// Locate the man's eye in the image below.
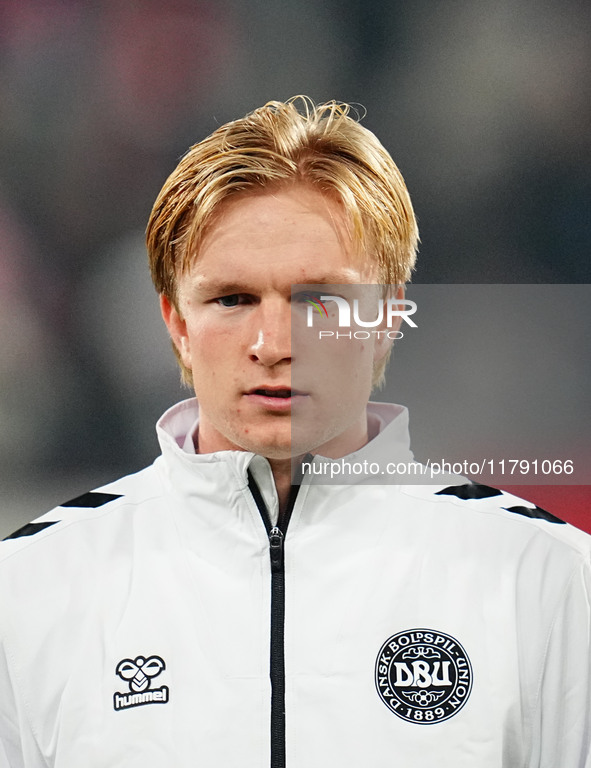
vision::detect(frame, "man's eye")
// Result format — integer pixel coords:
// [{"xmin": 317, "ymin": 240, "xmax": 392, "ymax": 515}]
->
[{"xmin": 217, "ymin": 294, "xmax": 242, "ymax": 307}]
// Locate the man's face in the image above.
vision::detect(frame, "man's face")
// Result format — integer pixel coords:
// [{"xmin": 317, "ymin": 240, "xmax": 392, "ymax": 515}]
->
[{"xmin": 161, "ymin": 183, "xmax": 390, "ymax": 459}]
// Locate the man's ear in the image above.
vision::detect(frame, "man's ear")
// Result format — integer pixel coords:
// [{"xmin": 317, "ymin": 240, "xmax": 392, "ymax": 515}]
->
[{"xmin": 160, "ymin": 294, "xmax": 192, "ymax": 369}]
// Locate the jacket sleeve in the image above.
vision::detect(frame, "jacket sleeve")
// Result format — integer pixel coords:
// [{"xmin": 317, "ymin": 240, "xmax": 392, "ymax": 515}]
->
[
  {"xmin": 0, "ymin": 740, "xmax": 19, "ymax": 768},
  {"xmin": 530, "ymin": 553, "xmax": 591, "ymax": 768},
  {"xmin": 0, "ymin": 639, "xmax": 25, "ymax": 768},
  {"xmin": 0, "ymin": 636, "xmax": 45, "ymax": 768}
]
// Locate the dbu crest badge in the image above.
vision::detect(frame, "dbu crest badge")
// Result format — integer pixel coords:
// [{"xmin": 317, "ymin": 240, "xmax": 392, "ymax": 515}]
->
[{"xmin": 375, "ymin": 629, "xmax": 473, "ymax": 724}]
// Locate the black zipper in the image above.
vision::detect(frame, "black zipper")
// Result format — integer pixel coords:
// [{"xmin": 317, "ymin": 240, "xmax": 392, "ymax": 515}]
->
[{"xmin": 247, "ymin": 470, "xmax": 302, "ymax": 768}]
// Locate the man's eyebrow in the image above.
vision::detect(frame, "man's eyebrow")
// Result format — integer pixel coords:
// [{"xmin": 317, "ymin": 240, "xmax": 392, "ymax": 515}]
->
[
  {"xmin": 294, "ymin": 271, "xmax": 369, "ymax": 285},
  {"xmin": 293, "ymin": 278, "xmax": 339, "ymax": 286},
  {"xmin": 195, "ymin": 274, "xmax": 364, "ymax": 295},
  {"xmin": 292, "ymin": 275, "xmax": 369, "ymax": 289},
  {"xmin": 194, "ymin": 279, "xmax": 249, "ymax": 295}
]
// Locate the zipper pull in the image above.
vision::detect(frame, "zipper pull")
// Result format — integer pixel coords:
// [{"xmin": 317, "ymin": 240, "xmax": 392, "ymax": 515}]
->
[{"xmin": 269, "ymin": 526, "xmax": 284, "ymax": 571}]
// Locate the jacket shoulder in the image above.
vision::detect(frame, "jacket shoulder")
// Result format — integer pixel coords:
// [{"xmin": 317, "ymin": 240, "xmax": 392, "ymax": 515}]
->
[
  {"xmin": 0, "ymin": 461, "xmax": 164, "ymax": 564},
  {"xmin": 400, "ymin": 482, "xmax": 591, "ymax": 557}
]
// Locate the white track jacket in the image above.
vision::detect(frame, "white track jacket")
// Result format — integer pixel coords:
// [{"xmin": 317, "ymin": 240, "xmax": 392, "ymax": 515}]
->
[{"xmin": 1, "ymin": 399, "xmax": 590, "ymax": 767}]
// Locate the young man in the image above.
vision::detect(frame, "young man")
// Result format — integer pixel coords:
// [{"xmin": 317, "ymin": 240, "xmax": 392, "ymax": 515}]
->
[{"xmin": 1, "ymin": 98, "xmax": 589, "ymax": 767}]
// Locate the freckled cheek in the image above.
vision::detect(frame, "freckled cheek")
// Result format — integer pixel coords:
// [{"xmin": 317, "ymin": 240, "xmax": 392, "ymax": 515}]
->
[
  {"xmin": 324, "ymin": 341, "xmax": 371, "ymax": 371},
  {"xmin": 187, "ymin": 322, "xmax": 240, "ymax": 364},
  {"xmin": 190, "ymin": 321, "xmax": 227, "ymax": 340}
]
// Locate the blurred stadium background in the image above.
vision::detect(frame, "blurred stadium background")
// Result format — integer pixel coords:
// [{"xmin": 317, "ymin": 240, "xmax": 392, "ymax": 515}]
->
[{"xmin": 0, "ymin": 0, "xmax": 589, "ymax": 537}]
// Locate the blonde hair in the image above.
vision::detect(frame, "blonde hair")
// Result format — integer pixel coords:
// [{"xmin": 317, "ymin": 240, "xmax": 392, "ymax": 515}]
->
[{"xmin": 147, "ymin": 96, "xmax": 419, "ymax": 386}]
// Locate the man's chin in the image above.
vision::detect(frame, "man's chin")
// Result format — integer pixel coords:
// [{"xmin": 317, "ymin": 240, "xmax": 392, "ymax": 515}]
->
[
  {"xmin": 237, "ymin": 434, "xmax": 315, "ymax": 461},
  {"xmin": 233, "ymin": 430, "xmax": 294, "ymax": 460},
  {"xmin": 222, "ymin": 417, "xmax": 341, "ymax": 459}
]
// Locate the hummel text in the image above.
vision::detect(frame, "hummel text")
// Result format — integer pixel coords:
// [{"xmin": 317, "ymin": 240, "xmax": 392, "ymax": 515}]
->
[{"xmin": 114, "ymin": 685, "xmax": 169, "ymax": 711}]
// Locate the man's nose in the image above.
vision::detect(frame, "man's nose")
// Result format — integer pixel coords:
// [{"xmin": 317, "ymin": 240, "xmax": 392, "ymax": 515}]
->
[{"xmin": 248, "ymin": 300, "xmax": 292, "ymax": 367}]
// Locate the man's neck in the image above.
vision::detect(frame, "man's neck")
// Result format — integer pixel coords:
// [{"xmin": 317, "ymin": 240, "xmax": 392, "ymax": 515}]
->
[
  {"xmin": 268, "ymin": 456, "xmax": 299, "ymax": 517},
  {"xmin": 193, "ymin": 410, "xmax": 374, "ymax": 513},
  {"xmin": 268, "ymin": 419, "xmax": 374, "ymax": 514}
]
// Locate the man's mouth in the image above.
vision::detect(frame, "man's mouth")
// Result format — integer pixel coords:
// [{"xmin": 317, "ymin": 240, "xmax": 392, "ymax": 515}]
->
[
  {"xmin": 245, "ymin": 386, "xmax": 308, "ymax": 401},
  {"xmin": 252, "ymin": 388, "xmax": 293, "ymax": 398},
  {"xmin": 245, "ymin": 387, "xmax": 308, "ymax": 407}
]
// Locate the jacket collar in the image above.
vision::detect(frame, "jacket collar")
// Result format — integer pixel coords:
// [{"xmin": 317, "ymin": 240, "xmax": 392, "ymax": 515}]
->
[
  {"xmin": 157, "ymin": 398, "xmax": 413, "ymax": 463},
  {"xmin": 155, "ymin": 398, "xmax": 414, "ymax": 513}
]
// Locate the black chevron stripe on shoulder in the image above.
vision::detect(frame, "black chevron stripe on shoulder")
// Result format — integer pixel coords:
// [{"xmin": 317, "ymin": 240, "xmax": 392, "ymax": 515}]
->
[
  {"xmin": 3, "ymin": 521, "xmax": 59, "ymax": 541},
  {"xmin": 503, "ymin": 505, "xmax": 566, "ymax": 525},
  {"xmin": 60, "ymin": 492, "xmax": 122, "ymax": 508},
  {"xmin": 435, "ymin": 484, "xmax": 503, "ymax": 501}
]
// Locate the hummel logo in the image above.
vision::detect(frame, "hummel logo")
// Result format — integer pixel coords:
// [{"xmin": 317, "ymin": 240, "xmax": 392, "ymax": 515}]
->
[{"xmin": 113, "ymin": 655, "xmax": 169, "ymax": 711}]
